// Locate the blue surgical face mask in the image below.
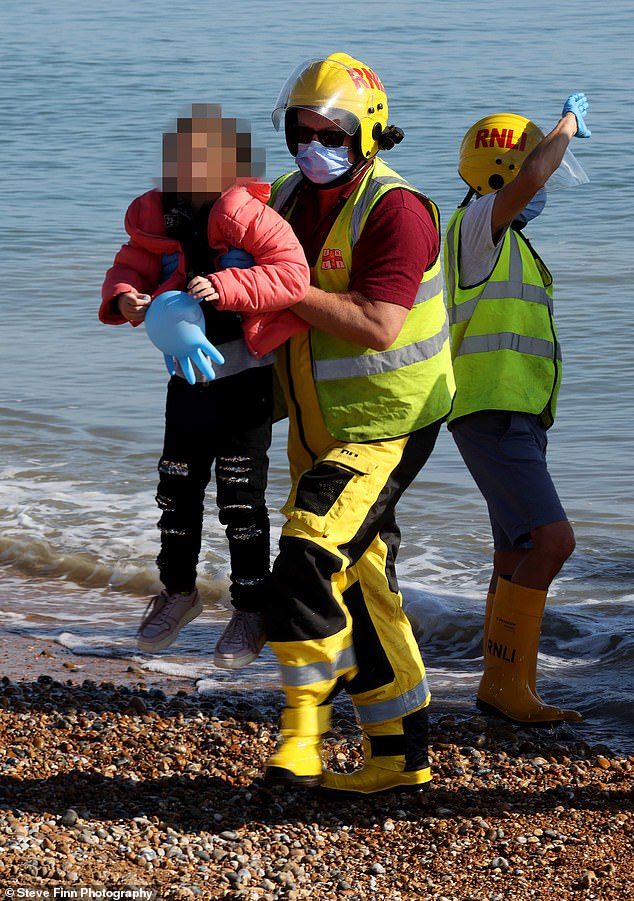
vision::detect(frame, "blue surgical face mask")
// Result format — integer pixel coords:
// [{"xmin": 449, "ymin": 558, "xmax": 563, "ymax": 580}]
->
[
  {"xmin": 516, "ymin": 187, "xmax": 548, "ymax": 226},
  {"xmin": 295, "ymin": 141, "xmax": 353, "ymax": 185}
]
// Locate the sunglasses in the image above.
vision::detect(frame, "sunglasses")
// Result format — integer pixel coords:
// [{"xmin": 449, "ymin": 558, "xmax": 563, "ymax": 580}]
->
[{"xmin": 293, "ymin": 124, "xmax": 347, "ymax": 148}]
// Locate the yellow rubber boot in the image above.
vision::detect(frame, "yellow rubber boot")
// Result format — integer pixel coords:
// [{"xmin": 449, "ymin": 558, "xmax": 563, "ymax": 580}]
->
[
  {"xmin": 484, "ymin": 587, "xmax": 579, "ymax": 720},
  {"xmin": 265, "ymin": 705, "xmax": 331, "ymax": 787},
  {"xmin": 482, "ymin": 587, "xmax": 572, "ymax": 711},
  {"xmin": 477, "ymin": 578, "xmax": 582, "ymax": 725},
  {"xmin": 482, "ymin": 591, "xmax": 495, "ymax": 658},
  {"xmin": 525, "ymin": 609, "xmax": 582, "ymax": 722},
  {"xmin": 321, "ymin": 706, "xmax": 432, "ymax": 796}
]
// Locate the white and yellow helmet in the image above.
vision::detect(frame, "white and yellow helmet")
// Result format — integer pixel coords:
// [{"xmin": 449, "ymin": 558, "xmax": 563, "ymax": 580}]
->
[
  {"xmin": 272, "ymin": 52, "xmax": 394, "ymax": 159},
  {"xmin": 458, "ymin": 113, "xmax": 544, "ymax": 194}
]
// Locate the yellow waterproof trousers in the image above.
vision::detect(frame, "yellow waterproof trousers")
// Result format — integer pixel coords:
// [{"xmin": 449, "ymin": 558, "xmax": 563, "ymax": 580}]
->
[{"xmin": 266, "ymin": 340, "xmax": 441, "ymax": 726}]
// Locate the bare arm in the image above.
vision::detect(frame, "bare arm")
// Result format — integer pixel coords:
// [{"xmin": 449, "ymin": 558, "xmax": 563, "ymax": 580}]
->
[
  {"xmin": 293, "ymin": 286, "xmax": 408, "ymax": 351},
  {"xmin": 491, "ymin": 112, "xmax": 578, "ymax": 242}
]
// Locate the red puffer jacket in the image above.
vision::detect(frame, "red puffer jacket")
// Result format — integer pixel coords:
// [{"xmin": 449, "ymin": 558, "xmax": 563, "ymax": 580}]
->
[{"xmin": 100, "ymin": 182, "xmax": 309, "ymax": 357}]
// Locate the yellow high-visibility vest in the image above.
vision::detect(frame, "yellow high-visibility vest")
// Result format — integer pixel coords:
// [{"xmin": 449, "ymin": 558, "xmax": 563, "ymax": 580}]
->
[
  {"xmin": 271, "ymin": 159, "xmax": 455, "ymax": 442},
  {"xmin": 445, "ymin": 206, "xmax": 561, "ymax": 428}
]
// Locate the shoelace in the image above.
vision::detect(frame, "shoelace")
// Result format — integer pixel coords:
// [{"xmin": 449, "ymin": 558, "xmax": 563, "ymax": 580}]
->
[
  {"xmin": 222, "ymin": 613, "xmax": 258, "ymax": 649},
  {"xmin": 138, "ymin": 593, "xmax": 168, "ymax": 632}
]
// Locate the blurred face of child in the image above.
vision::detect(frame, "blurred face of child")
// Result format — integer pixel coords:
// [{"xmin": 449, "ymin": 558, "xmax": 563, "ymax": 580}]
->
[{"xmin": 161, "ymin": 104, "xmax": 263, "ymax": 207}]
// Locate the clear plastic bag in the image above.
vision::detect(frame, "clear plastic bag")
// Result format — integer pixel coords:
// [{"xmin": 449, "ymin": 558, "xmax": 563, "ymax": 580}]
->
[{"xmin": 546, "ymin": 145, "xmax": 590, "ymax": 190}]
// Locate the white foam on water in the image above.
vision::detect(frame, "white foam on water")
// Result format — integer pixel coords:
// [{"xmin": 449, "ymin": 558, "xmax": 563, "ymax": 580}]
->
[
  {"xmin": 53, "ymin": 630, "xmax": 135, "ymax": 658},
  {"xmin": 426, "ymin": 670, "xmax": 481, "ymax": 692},
  {"xmin": 535, "ymin": 651, "xmax": 596, "ymax": 670},
  {"xmin": 196, "ymin": 666, "xmax": 281, "ymax": 695},
  {"xmin": 0, "ymin": 610, "xmax": 30, "ymax": 626},
  {"xmin": 135, "ymin": 658, "xmax": 216, "ymax": 680}
]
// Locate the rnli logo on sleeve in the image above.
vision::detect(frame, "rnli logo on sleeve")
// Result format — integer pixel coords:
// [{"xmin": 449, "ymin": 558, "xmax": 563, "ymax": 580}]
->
[{"xmin": 321, "ymin": 249, "xmax": 346, "ymax": 270}]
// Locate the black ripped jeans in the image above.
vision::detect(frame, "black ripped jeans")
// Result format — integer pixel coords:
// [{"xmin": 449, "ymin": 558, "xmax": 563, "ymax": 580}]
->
[{"xmin": 156, "ymin": 367, "xmax": 273, "ymax": 612}]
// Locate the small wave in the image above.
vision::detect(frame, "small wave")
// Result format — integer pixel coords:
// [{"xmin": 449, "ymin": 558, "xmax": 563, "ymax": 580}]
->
[
  {"xmin": 0, "ymin": 534, "xmax": 232, "ymax": 605},
  {"xmin": 403, "ymin": 584, "xmax": 633, "ymax": 671},
  {"xmin": 0, "ymin": 534, "xmax": 149, "ymax": 592}
]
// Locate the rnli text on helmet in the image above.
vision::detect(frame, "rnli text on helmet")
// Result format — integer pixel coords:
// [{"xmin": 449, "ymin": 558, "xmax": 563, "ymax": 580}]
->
[
  {"xmin": 347, "ymin": 67, "xmax": 385, "ymax": 93},
  {"xmin": 474, "ymin": 128, "xmax": 528, "ymax": 151}
]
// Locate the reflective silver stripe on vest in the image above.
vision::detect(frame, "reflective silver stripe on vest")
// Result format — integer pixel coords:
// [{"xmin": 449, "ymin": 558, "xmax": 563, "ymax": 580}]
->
[
  {"xmin": 445, "ymin": 215, "xmax": 459, "ymax": 301},
  {"xmin": 447, "ymin": 216, "xmax": 553, "ymax": 324},
  {"xmin": 455, "ymin": 332, "xmax": 562, "ymax": 361},
  {"xmin": 279, "ymin": 644, "xmax": 357, "ymax": 687},
  {"xmin": 356, "ymin": 675, "xmax": 430, "ymax": 726},
  {"xmin": 314, "ymin": 316, "xmax": 449, "ymax": 381},
  {"xmin": 449, "ymin": 282, "xmax": 553, "ymax": 325},
  {"xmin": 350, "ymin": 173, "xmax": 412, "ymax": 245},
  {"xmin": 271, "ymin": 171, "xmax": 303, "ymax": 212},
  {"xmin": 415, "ymin": 270, "xmax": 443, "ymax": 304}
]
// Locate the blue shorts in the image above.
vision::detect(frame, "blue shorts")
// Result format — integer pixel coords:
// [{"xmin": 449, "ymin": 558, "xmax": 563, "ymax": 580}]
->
[{"xmin": 451, "ymin": 411, "xmax": 568, "ymax": 551}]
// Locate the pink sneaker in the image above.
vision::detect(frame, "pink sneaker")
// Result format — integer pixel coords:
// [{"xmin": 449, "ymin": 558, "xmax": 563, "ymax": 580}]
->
[
  {"xmin": 137, "ymin": 589, "xmax": 203, "ymax": 653},
  {"xmin": 214, "ymin": 610, "xmax": 266, "ymax": 669}
]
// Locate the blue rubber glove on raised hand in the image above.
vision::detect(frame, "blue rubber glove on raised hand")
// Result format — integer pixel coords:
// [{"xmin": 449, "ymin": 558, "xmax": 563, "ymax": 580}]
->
[
  {"xmin": 144, "ymin": 291, "xmax": 224, "ymax": 385},
  {"xmin": 562, "ymin": 93, "xmax": 591, "ymax": 138},
  {"xmin": 218, "ymin": 246, "xmax": 255, "ymax": 269}
]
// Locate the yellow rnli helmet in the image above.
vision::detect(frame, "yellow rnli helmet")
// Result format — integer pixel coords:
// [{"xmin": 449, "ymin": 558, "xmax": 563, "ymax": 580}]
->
[
  {"xmin": 458, "ymin": 113, "xmax": 544, "ymax": 194},
  {"xmin": 272, "ymin": 52, "xmax": 390, "ymax": 158}
]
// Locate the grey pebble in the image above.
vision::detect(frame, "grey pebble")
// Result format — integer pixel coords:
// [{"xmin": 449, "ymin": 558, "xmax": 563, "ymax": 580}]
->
[
  {"xmin": 59, "ymin": 809, "xmax": 78, "ymax": 826},
  {"xmin": 368, "ymin": 862, "xmax": 386, "ymax": 874},
  {"xmin": 77, "ymin": 829, "xmax": 97, "ymax": 845}
]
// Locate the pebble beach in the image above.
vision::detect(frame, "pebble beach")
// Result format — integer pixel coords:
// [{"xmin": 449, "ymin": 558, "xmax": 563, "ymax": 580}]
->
[{"xmin": 0, "ymin": 635, "xmax": 632, "ymax": 900}]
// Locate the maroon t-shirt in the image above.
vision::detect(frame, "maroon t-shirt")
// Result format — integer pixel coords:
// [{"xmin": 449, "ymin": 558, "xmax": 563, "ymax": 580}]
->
[{"xmin": 287, "ymin": 164, "xmax": 439, "ymax": 310}]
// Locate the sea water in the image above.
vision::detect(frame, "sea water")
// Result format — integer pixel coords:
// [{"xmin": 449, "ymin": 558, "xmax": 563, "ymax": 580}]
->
[{"xmin": 1, "ymin": 0, "xmax": 632, "ymax": 753}]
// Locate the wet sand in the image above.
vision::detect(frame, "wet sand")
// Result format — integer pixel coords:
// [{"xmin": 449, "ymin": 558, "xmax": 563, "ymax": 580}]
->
[{"xmin": 0, "ymin": 633, "xmax": 632, "ymax": 900}]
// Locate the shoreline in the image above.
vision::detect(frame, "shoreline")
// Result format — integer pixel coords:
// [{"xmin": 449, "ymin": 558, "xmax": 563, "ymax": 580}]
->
[
  {"xmin": 0, "ymin": 633, "xmax": 201, "ymax": 696},
  {"xmin": 0, "ymin": 635, "xmax": 632, "ymax": 899}
]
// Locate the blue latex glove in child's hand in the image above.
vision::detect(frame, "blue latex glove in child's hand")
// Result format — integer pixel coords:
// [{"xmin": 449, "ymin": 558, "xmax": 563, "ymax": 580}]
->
[
  {"xmin": 562, "ymin": 93, "xmax": 591, "ymax": 137},
  {"xmin": 144, "ymin": 291, "xmax": 224, "ymax": 384},
  {"xmin": 219, "ymin": 246, "xmax": 255, "ymax": 269}
]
